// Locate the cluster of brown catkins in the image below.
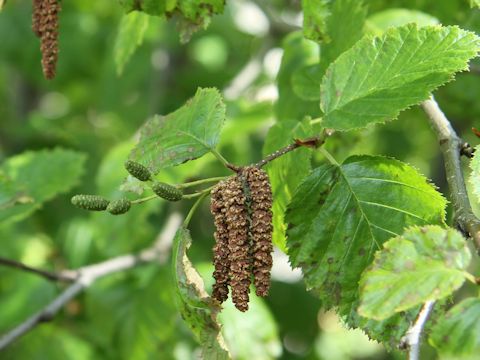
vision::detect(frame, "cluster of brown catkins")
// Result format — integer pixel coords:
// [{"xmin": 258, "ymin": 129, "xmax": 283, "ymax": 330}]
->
[
  {"xmin": 210, "ymin": 166, "xmax": 273, "ymax": 312},
  {"xmin": 32, "ymin": 0, "xmax": 61, "ymax": 79}
]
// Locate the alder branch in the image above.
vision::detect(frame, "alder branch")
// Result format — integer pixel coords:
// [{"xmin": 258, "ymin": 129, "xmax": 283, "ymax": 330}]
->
[
  {"xmin": 422, "ymin": 97, "xmax": 480, "ymax": 253},
  {"xmin": 400, "ymin": 300, "xmax": 435, "ymax": 360},
  {"xmin": 255, "ymin": 129, "xmax": 333, "ymax": 168},
  {"xmin": 0, "ymin": 257, "xmax": 77, "ymax": 282},
  {"xmin": 0, "ymin": 213, "xmax": 182, "ymax": 351}
]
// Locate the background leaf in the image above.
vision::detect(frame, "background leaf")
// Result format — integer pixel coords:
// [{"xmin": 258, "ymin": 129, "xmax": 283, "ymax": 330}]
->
[
  {"xmin": 358, "ymin": 226, "xmax": 471, "ymax": 320},
  {"xmin": 294, "ymin": 0, "xmax": 366, "ymax": 101},
  {"xmin": 318, "ymin": 0, "xmax": 366, "ymax": 78},
  {"xmin": 263, "ymin": 120, "xmax": 313, "ymax": 252},
  {"xmin": 429, "ymin": 297, "xmax": 480, "ymax": 357},
  {"xmin": 114, "ymin": 11, "xmax": 150, "ymax": 75},
  {"xmin": 173, "ymin": 226, "xmax": 230, "ymax": 359},
  {"xmin": 365, "ymin": 8, "xmax": 439, "ymax": 35},
  {"xmin": 197, "ymin": 262, "xmax": 282, "ymax": 360},
  {"xmin": 321, "ymin": 24, "xmax": 480, "ymax": 130},
  {"xmin": 129, "ymin": 87, "xmax": 226, "ymax": 174},
  {"xmin": 119, "ymin": 0, "xmax": 224, "ymax": 42},
  {"xmin": 469, "ymin": 0, "xmax": 480, "ymax": 8},
  {"xmin": 301, "ymin": 0, "xmax": 331, "ymax": 42},
  {"xmin": 275, "ymin": 31, "xmax": 320, "ymax": 122},
  {"xmin": 0, "ymin": 148, "xmax": 86, "ymax": 224}
]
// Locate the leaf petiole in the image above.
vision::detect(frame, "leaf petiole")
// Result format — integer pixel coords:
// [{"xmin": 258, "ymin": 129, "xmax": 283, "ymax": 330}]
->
[
  {"xmin": 176, "ymin": 176, "xmax": 226, "ymax": 189},
  {"xmin": 131, "ymin": 194, "xmax": 158, "ymax": 205},
  {"xmin": 319, "ymin": 147, "xmax": 340, "ymax": 166},
  {"xmin": 184, "ymin": 192, "xmax": 209, "ymax": 226}
]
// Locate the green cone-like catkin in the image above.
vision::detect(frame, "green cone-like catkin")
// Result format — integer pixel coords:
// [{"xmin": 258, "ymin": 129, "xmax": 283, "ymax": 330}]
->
[
  {"xmin": 124, "ymin": 160, "xmax": 151, "ymax": 182},
  {"xmin": 151, "ymin": 182, "xmax": 183, "ymax": 202},
  {"xmin": 107, "ymin": 198, "xmax": 131, "ymax": 215},
  {"xmin": 71, "ymin": 195, "xmax": 109, "ymax": 211}
]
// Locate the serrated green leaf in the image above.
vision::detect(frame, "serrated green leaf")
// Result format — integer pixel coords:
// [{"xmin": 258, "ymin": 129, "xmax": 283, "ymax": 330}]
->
[
  {"xmin": 0, "ymin": 148, "xmax": 86, "ymax": 224},
  {"xmin": 469, "ymin": 144, "xmax": 480, "ymax": 203},
  {"xmin": 263, "ymin": 120, "xmax": 313, "ymax": 252},
  {"xmin": 321, "ymin": 24, "xmax": 480, "ymax": 130},
  {"xmin": 129, "ymin": 88, "xmax": 226, "ymax": 174},
  {"xmin": 430, "ymin": 297, "xmax": 480, "ymax": 357},
  {"xmin": 114, "ymin": 11, "xmax": 150, "ymax": 75},
  {"xmin": 286, "ymin": 155, "xmax": 446, "ymax": 310},
  {"xmin": 294, "ymin": 0, "xmax": 366, "ymax": 101},
  {"xmin": 341, "ymin": 303, "xmax": 421, "ymax": 348},
  {"xmin": 366, "ymin": 9, "xmax": 439, "ymax": 35},
  {"xmin": 173, "ymin": 226, "xmax": 230, "ymax": 359},
  {"xmin": 358, "ymin": 226, "xmax": 470, "ymax": 320},
  {"xmin": 302, "ymin": 0, "xmax": 331, "ymax": 42}
]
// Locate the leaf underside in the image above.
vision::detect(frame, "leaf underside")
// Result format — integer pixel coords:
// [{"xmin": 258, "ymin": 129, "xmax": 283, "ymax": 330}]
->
[
  {"xmin": 359, "ymin": 226, "xmax": 470, "ymax": 320},
  {"xmin": 173, "ymin": 226, "xmax": 230, "ymax": 359},
  {"xmin": 430, "ymin": 297, "xmax": 480, "ymax": 357}
]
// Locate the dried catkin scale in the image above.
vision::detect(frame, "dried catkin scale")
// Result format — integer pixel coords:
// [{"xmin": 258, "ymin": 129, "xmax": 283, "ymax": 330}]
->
[
  {"xmin": 32, "ymin": 0, "xmax": 43, "ymax": 37},
  {"xmin": 124, "ymin": 160, "xmax": 152, "ymax": 182},
  {"xmin": 107, "ymin": 198, "xmax": 131, "ymax": 215},
  {"xmin": 71, "ymin": 195, "xmax": 109, "ymax": 211},
  {"xmin": 224, "ymin": 176, "xmax": 251, "ymax": 312},
  {"xmin": 37, "ymin": 0, "xmax": 61, "ymax": 79},
  {"xmin": 244, "ymin": 166, "xmax": 273, "ymax": 297},
  {"xmin": 210, "ymin": 180, "xmax": 230, "ymax": 303},
  {"xmin": 151, "ymin": 182, "xmax": 183, "ymax": 202}
]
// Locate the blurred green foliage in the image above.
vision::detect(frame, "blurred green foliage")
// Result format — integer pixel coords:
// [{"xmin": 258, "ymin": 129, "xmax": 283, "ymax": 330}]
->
[{"xmin": 1, "ymin": 0, "xmax": 480, "ymax": 359}]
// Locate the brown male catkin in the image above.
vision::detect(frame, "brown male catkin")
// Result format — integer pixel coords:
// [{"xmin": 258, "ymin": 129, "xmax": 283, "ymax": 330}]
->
[
  {"xmin": 210, "ymin": 180, "xmax": 231, "ymax": 303},
  {"xmin": 244, "ymin": 166, "xmax": 273, "ymax": 297},
  {"xmin": 32, "ymin": 0, "xmax": 43, "ymax": 37},
  {"xmin": 35, "ymin": 0, "xmax": 61, "ymax": 79},
  {"xmin": 210, "ymin": 168, "xmax": 273, "ymax": 311},
  {"xmin": 223, "ymin": 176, "xmax": 251, "ymax": 312}
]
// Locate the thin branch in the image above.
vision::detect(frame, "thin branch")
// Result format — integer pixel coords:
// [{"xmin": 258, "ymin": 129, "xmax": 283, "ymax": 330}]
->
[
  {"xmin": 0, "ymin": 257, "xmax": 77, "ymax": 282},
  {"xmin": 255, "ymin": 142, "xmax": 301, "ymax": 168},
  {"xmin": 176, "ymin": 177, "xmax": 226, "ymax": 189},
  {"xmin": 0, "ymin": 213, "xmax": 182, "ymax": 351},
  {"xmin": 422, "ymin": 97, "xmax": 480, "ymax": 253},
  {"xmin": 400, "ymin": 300, "xmax": 435, "ymax": 360},
  {"xmin": 255, "ymin": 131, "xmax": 331, "ymax": 168}
]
